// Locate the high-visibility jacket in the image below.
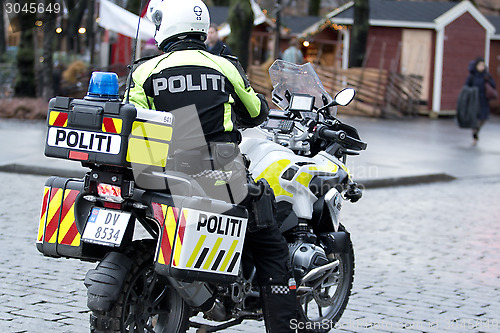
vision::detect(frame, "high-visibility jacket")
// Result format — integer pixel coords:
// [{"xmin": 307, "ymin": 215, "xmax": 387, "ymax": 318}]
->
[{"xmin": 128, "ymin": 47, "xmax": 269, "ymax": 145}]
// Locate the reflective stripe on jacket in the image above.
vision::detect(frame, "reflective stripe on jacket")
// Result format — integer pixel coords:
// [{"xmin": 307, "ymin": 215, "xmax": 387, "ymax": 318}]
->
[{"xmin": 128, "ymin": 50, "xmax": 268, "ymax": 142}]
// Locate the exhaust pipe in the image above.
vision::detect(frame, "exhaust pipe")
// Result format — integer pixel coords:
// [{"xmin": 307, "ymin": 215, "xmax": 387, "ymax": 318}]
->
[
  {"xmin": 167, "ymin": 277, "xmax": 215, "ymax": 311},
  {"xmin": 300, "ymin": 259, "xmax": 339, "ymax": 285},
  {"xmin": 204, "ymin": 299, "xmax": 228, "ymax": 322}
]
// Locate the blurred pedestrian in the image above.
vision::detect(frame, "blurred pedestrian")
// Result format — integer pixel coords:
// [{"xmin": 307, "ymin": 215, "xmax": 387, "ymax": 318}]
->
[
  {"xmin": 206, "ymin": 24, "xmax": 232, "ymax": 56},
  {"xmin": 142, "ymin": 38, "xmax": 162, "ymax": 57},
  {"xmin": 282, "ymin": 37, "xmax": 304, "ymax": 64},
  {"xmin": 465, "ymin": 57, "xmax": 497, "ymax": 143}
]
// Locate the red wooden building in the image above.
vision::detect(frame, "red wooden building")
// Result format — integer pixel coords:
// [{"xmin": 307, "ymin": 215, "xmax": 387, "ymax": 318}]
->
[
  {"xmin": 303, "ymin": 0, "xmax": 496, "ymax": 115},
  {"xmin": 487, "ymin": 15, "xmax": 500, "ymax": 113}
]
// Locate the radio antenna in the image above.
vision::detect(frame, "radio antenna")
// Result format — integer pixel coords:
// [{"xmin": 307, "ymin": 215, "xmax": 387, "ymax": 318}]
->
[{"xmin": 125, "ymin": 0, "xmax": 147, "ymax": 104}]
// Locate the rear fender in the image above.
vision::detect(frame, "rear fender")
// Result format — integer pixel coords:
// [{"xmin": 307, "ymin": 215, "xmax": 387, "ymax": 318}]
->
[{"xmin": 84, "ymin": 252, "xmax": 133, "ymax": 312}]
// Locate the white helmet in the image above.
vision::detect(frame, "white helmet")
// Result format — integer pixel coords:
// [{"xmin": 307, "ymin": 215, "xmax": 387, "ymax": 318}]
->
[{"xmin": 147, "ymin": 0, "xmax": 210, "ymax": 50}]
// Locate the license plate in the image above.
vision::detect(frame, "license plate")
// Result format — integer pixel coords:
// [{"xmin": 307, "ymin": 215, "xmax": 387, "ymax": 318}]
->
[{"xmin": 82, "ymin": 208, "xmax": 131, "ymax": 247}]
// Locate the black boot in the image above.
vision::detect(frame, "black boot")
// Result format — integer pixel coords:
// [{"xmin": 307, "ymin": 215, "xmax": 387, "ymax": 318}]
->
[{"xmin": 260, "ymin": 283, "xmax": 298, "ymax": 333}]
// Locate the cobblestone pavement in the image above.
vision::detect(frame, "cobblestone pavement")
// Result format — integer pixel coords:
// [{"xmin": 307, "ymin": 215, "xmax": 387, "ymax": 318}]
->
[
  {"xmin": 0, "ymin": 173, "xmax": 94, "ymax": 333},
  {"xmin": 1, "ymin": 172, "xmax": 499, "ymax": 332}
]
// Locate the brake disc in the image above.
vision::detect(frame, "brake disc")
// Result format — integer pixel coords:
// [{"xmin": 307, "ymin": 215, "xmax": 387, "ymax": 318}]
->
[
  {"xmin": 312, "ymin": 287, "xmax": 337, "ymax": 307},
  {"xmin": 312, "ymin": 266, "xmax": 342, "ymax": 307}
]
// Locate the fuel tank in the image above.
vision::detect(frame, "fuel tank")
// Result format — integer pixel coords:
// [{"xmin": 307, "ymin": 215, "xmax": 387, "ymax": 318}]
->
[{"xmin": 240, "ymin": 133, "xmax": 349, "ymax": 219}]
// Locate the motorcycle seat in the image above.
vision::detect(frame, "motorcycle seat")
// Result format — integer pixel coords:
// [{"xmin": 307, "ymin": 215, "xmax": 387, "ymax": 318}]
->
[{"xmin": 134, "ymin": 169, "xmax": 206, "ymax": 197}]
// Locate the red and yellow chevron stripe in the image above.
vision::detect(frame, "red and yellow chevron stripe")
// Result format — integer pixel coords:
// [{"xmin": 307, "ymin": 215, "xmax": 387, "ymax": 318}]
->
[
  {"xmin": 48, "ymin": 112, "xmax": 122, "ymax": 135},
  {"xmin": 48, "ymin": 111, "xmax": 68, "ymax": 127},
  {"xmin": 173, "ymin": 209, "xmax": 187, "ymax": 267},
  {"xmin": 102, "ymin": 117, "xmax": 123, "ymax": 134},
  {"xmin": 38, "ymin": 187, "xmax": 81, "ymax": 247},
  {"xmin": 152, "ymin": 203, "xmax": 179, "ymax": 266}
]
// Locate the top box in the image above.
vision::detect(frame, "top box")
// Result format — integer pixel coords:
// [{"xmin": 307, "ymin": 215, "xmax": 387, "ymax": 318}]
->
[{"xmin": 45, "ymin": 96, "xmax": 174, "ymax": 169}]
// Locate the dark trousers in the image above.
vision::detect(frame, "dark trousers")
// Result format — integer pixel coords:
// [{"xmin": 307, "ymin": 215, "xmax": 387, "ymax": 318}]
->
[
  {"xmin": 244, "ymin": 222, "xmax": 297, "ymax": 333},
  {"xmin": 243, "ymin": 223, "xmax": 290, "ymax": 285}
]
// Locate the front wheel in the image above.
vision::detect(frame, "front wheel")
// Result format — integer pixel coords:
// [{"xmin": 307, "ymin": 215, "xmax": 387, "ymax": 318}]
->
[
  {"xmin": 89, "ymin": 240, "xmax": 190, "ymax": 333},
  {"xmin": 297, "ymin": 225, "xmax": 354, "ymax": 332}
]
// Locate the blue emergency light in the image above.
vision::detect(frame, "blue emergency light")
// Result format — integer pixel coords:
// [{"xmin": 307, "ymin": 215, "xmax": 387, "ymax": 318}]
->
[{"xmin": 87, "ymin": 72, "xmax": 119, "ymax": 99}]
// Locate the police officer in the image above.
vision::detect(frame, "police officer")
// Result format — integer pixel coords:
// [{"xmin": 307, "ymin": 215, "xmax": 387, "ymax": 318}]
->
[{"xmin": 127, "ymin": 0, "xmax": 297, "ymax": 332}]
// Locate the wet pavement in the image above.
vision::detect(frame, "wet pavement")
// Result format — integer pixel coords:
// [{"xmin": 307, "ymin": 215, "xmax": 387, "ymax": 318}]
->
[
  {"xmin": 1, "ymin": 173, "xmax": 499, "ymax": 332},
  {"xmin": 1, "ymin": 114, "xmax": 500, "ymax": 332},
  {"xmin": 1, "ymin": 115, "xmax": 500, "ymax": 186}
]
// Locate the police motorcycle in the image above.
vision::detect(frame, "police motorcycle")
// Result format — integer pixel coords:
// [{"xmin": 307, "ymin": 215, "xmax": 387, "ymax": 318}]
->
[
  {"xmin": 240, "ymin": 60, "xmax": 366, "ymax": 330},
  {"xmin": 36, "ymin": 60, "xmax": 366, "ymax": 332}
]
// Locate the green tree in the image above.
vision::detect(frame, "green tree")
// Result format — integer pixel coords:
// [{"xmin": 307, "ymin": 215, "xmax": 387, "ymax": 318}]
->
[
  {"xmin": 125, "ymin": 0, "xmax": 145, "ymax": 64},
  {"xmin": 87, "ymin": 0, "xmax": 96, "ymax": 66},
  {"xmin": 227, "ymin": 0, "xmax": 254, "ymax": 70},
  {"xmin": 0, "ymin": 0, "xmax": 6, "ymax": 58},
  {"xmin": 309, "ymin": 0, "xmax": 321, "ymax": 16},
  {"xmin": 206, "ymin": 0, "xmax": 230, "ymax": 5},
  {"xmin": 126, "ymin": 0, "xmax": 142, "ymax": 14},
  {"xmin": 65, "ymin": 0, "xmax": 88, "ymax": 53},
  {"xmin": 349, "ymin": 0, "xmax": 369, "ymax": 67},
  {"xmin": 466, "ymin": 0, "xmax": 478, "ymax": 7},
  {"xmin": 14, "ymin": 1, "xmax": 36, "ymax": 96},
  {"xmin": 42, "ymin": 0, "xmax": 57, "ymax": 100}
]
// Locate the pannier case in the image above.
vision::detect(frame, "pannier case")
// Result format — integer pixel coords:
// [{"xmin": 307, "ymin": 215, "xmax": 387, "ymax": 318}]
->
[
  {"xmin": 36, "ymin": 176, "xmax": 126, "ymax": 260},
  {"xmin": 44, "ymin": 97, "xmax": 174, "ymax": 169},
  {"xmin": 150, "ymin": 195, "xmax": 248, "ymax": 283},
  {"xmin": 37, "ymin": 177, "xmax": 88, "ymax": 259}
]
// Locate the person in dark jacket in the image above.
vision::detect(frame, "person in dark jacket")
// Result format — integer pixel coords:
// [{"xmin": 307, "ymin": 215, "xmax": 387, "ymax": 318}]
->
[
  {"xmin": 206, "ymin": 24, "xmax": 233, "ymax": 56},
  {"xmin": 466, "ymin": 57, "xmax": 496, "ymax": 143}
]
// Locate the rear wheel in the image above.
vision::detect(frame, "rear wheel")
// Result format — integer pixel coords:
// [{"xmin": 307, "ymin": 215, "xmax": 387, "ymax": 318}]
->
[
  {"xmin": 297, "ymin": 225, "xmax": 354, "ymax": 332},
  {"xmin": 90, "ymin": 240, "xmax": 190, "ymax": 333}
]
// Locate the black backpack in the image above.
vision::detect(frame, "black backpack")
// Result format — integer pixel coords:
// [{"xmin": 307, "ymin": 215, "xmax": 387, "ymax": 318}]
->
[{"xmin": 456, "ymin": 86, "xmax": 479, "ymax": 129}]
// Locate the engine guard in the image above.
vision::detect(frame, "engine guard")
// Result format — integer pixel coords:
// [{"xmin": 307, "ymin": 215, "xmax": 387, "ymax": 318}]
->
[{"xmin": 319, "ymin": 231, "xmax": 350, "ymax": 254}]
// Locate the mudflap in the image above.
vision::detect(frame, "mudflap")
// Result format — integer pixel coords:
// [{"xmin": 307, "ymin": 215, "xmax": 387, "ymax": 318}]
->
[{"xmin": 84, "ymin": 251, "xmax": 134, "ymax": 312}]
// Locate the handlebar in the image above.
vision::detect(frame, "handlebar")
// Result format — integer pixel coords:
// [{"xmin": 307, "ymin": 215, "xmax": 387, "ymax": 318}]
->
[
  {"xmin": 318, "ymin": 127, "xmax": 347, "ymax": 141},
  {"xmin": 317, "ymin": 126, "xmax": 367, "ymax": 151}
]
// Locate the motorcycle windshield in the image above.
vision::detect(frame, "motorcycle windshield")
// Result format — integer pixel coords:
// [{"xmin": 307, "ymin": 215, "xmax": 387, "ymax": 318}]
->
[{"xmin": 269, "ymin": 60, "xmax": 334, "ymax": 116}]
